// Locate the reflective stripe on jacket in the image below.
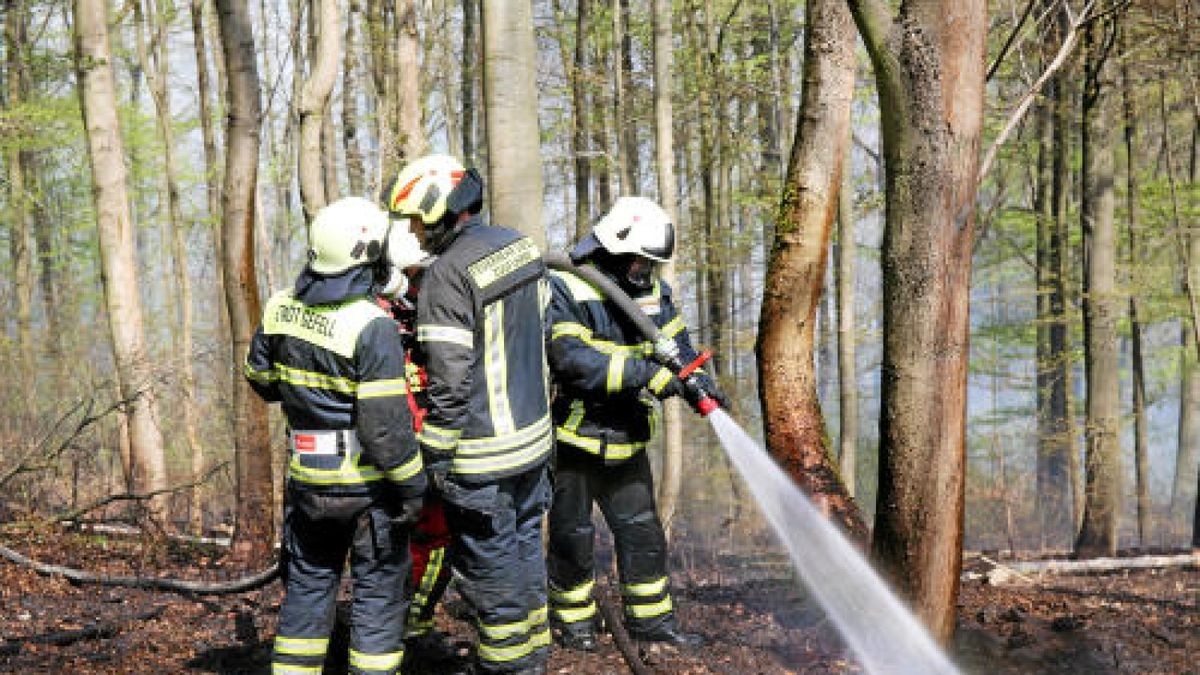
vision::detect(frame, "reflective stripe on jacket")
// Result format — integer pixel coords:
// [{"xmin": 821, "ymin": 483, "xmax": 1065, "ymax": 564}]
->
[
  {"xmin": 546, "ymin": 267, "xmax": 703, "ymax": 463},
  {"xmin": 244, "ymin": 289, "xmax": 425, "ymax": 496},
  {"xmin": 416, "ymin": 221, "xmax": 553, "ymax": 482}
]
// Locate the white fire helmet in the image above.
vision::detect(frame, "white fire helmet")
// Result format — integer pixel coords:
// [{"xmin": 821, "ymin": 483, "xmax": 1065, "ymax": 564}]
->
[
  {"xmin": 307, "ymin": 197, "xmax": 392, "ymax": 275},
  {"xmin": 591, "ymin": 196, "xmax": 675, "ymax": 262}
]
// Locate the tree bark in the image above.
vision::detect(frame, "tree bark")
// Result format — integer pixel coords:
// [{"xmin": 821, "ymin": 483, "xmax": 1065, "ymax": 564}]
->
[
  {"xmin": 73, "ymin": 0, "xmax": 170, "ymax": 525},
  {"xmin": 461, "ymin": 0, "xmax": 479, "ymax": 165},
  {"xmin": 755, "ymin": 0, "xmax": 866, "ymax": 544},
  {"xmin": 616, "ymin": 0, "xmax": 638, "ymax": 194},
  {"xmin": 651, "ymin": 0, "xmax": 685, "ymax": 534},
  {"xmin": 5, "ymin": 1, "xmax": 33, "ymax": 391},
  {"xmin": 849, "ymin": 0, "xmax": 987, "ymax": 643},
  {"xmin": 836, "ymin": 161, "xmax": 857, "ymax": 497},
  {"xmin": 297, "ymin": 0, "xmax": 340, "ymax": 222},
  {"xmin": 571, "ymin": 0, "xmax": 592, "ymax": 238},
  {"xmin": 396, "ymin": 0, "xmax": 423, "ymax": 160},
  {"xmin": 481, "ymin": 0, "xmax": 545, "ymax": 244},
  {"xmin": 1075, "ymin": 18, "xmax": 1122, "ymax": 560},
  {"xmin": 214, "ymin": 0, "xmax": 275, "ymax": 565},
  {"xmin": 343, "ymin": 1, "xmax": 365, "ymax": 195}
]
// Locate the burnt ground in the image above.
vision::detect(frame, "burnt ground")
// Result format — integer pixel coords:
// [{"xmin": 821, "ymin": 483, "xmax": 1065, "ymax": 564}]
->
[{"xmin": 0, "ymin": 528, "xmax": 1195, "ymax": 675}]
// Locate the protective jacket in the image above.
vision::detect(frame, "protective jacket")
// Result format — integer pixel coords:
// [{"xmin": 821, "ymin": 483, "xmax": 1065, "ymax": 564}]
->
[
  {"xmin": 547, "ymin": 266, "xmax": 704, "ymax": 463},
  {"xmin": 415, "ymin": 218, "xmax": 553, "ymax": 482},
  {"xmin": 245, "ymin": 268, "xmax": 426, "ymax": 501}
]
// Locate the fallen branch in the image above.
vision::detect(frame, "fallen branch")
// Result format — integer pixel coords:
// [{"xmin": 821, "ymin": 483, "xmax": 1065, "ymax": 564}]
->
[
  {"xmin": 27, "ymin": 606, "xmax": 165, "ymax": 647},
  {"xmin": 60, "ymin": 522, "xmax": 232, "ymax": 548},
  {"xmin": 0, "ymin": 542, "xmax": 279, "ymax": 595},
  {"xmin": 984, "ymin": 552, "xmax": 1199, "ymax": 586}
]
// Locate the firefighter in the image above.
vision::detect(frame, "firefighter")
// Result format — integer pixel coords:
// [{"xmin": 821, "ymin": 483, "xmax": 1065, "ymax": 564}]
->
[
  {"xmin": 375, "ymin": 230, "xmax": 462, "ymax": 671},
  {"xmin": 382, "ymin": 154, "xmax": 554, "ymax": 675},
  {"xmin": 545, "ymin": 196, "xmax": 727, "ymax": 650},
  {"xmin": 244, "ymin": 197, "xmax": 427, "ymax": 675}
]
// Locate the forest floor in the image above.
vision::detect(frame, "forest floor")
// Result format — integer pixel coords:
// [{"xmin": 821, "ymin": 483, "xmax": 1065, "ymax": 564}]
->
[{"xmin": 0, "ymin": 527, "xmax": 1196, "ymax": 674}]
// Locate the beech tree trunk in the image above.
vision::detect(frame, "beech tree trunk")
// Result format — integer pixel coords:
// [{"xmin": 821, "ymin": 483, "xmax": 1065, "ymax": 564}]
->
[
  {"xmin": 651, "ymin": 0, "xmax": 685, "ymax": 534},
  {"xmin": 397, "ymin": 0, "xmax": 423, "ymax": 160},
  {"xmin": 849, "ymin": 0, "xmax": 987, "ymax": 643},
  {"xmin": 1075, "ymin": 19, "xmax": 1122, "ymax": 560},
  {"xmin": 481, "ymin": 0, "xmax": 545, "ymax": 244},
  {"xmin": 297, "ymin": 0, "xmax": 340, "ymax": 222},
  {"xmin": 343, "ymin": 1, "xmax": 365, "ymax": 195},
  {"xmin": 756, "ymin": 0, "xmax": 867, "ymax": 543},
  {"xmin": 5, "ymin": 3, "xmax": 33, "ymax": 390},
  {"xmin": 836, "ymin": 163, "xmax": 857, "ymax": 497},
  {"xmin": 73, "ymin": 0, "xmax": 170, "ymax": 525},
  {"xmin": 214, "ymin": 0, "xmax": 274, "ymax": 565}
]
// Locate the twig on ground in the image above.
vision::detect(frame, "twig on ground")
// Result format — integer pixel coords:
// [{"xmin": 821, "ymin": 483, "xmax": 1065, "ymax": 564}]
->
[
  {"xmin": 0, "ymin": 542, "xmax": 280, "ymax": 595},
  {"xmin": 596, "ymin": 579, "xmax": 653, "ymax": 675},
  {"xmin": 45, "ymin": 461, "xmax": 231, "ymax": 526}
]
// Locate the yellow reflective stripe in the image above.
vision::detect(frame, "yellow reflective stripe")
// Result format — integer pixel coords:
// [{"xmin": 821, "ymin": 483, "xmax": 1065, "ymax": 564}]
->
[
  {"xmin": 408, "ymin": 547, "xmax": 445, "ymax": 632},
  {"xmin": 623, "ymin": 576, "xmax": 668, "ymax": 597},
  {"xmin": 480, "ymin": 616, "xmax": 531, "ymax": 641},
  {"xmin": 555, "ymin": 427, "xmax": 646, "ymax": 460},
  {"xmin": 358, "ymin": 378, "xmax": 407, "ymax": 399},
  {"xmin": 274, "ymin": 636, "xmax": 329, "ymax": 656},
  {"xmin": 452, "ymin": 432, "xmax": 552, "ymax": 475},
  {"xmin": 468, "ymin": 237, "xmax": 541, "ymax": 288},
  {"xmin": 262, "ymin": 291, "xmax": 385, "ymax": 359},
  {"xmin": 272, "ymin": 665, "xmax": 322, "ymax": 674},
  {"xmin": 484, "ymin": 302, "xmax": 515, "ymax": 434},
  {"xmin": 551, "ymin": 321, "xmax": 591, "ymax": 341},
  {"xmin": 417, "ymin": 324, "xmax": 474, "ymax": 348},
  {"xmin": 625, "ymin": 595, "xmax": 673, "ymax": 619},
  {"xmin": 288, "ymin": 454, "xmax": 384, "ymax": 485},
  {"xmin": 348, "ymin": 648, "xmax": 403, "ymax": 671},
  {"xmin": 384, "ymin": 454, "xmax": 424, "ymax": 482},
  {"xmin": 564, "ymin": 400, "xmax": 585, "ymax": 432},
  {"xmin": 607, "ymin": 352, "xmax": 627, "ymax": 393},
  {"xmin": 456, "ymin": 414, "xmax": 552, "ymax": 455},
  {"xmin": 244, "ymin": 361, "xmax": 278, "ymax": 383},
  {"xmin": 661, "ymin": 316, "xmax": 685, "ymax": 338},
  {"xmin": 551, "ymin": 601, "xmax": 597, "ymax": 624},
  {"xmin": 477, "ymin": 627, "xmax": 552, "ymax": 664},
  {"xmin": 529, "ymin": 605, "xmax": 548, "ymax": 626},
  {"xmin": 276, "ymin": 363, "xmax": 357, "ymax": 394},
  {"xmin": 418, "ymin": 422, "xmax": 462, "ymax": 450},
  {"xmin": 648, "ymin": 367, "xmax": 674, "ymax": 395},
  {"xmin": 552, "ymin": 269, "xmax": 604, "ymax": 302},
  {"xmin": 550, "ymin": 579, "xmax": 595, "ymax": 604}
]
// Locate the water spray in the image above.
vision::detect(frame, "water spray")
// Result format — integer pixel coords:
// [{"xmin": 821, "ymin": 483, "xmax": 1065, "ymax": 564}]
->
[{"xmin": 545, "ymin": 252, "xmax": 961, "ymax": 674}]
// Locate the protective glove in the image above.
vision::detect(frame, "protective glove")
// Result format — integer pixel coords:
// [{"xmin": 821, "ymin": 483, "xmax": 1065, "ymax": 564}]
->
[
  {"xmin": 422, "ymin": 447, "xmax": 454, "ymax": 493},
  {"xmin": 389, "ymin": 496, "xmax": 424, "ymax": 529},
  {"xmin": 653, "ymin": 373, "xmax": 685, "ymax": 400}
]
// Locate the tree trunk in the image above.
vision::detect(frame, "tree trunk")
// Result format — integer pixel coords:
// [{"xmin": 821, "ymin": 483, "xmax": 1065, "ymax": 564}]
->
[
  {"xmin": 1120, "ymin": 32, "xmax": 1150, "ymax": 548},
  {"xmin": 141, "ymin": 0, "xmax": 205, "ymax": 535},
  {"xmin": 214, "ymin": 0, "xmax": 275, "ymax": 565},
  {"xmin": 836, "ymin": 161, "xmax": 857, "ymax": 497},
  {"xmin": 342, "ymin": 1, "xmax": 365, "ymax": 195},
  {"xmin": 5, "ymin": 3, "xmax": 34, "ymax": 392},
  {"xmin": 73, "ymin": 0, "xmax": 170, "ymax": 525},
  {"xmin": 756, "ymin": 0, "xmax": 867, "ymax": 543},
  {"xmin": 297, "ymin": 0, "xmax": 340, "ymax": 222},
  {"xmin": 571, "ymin": 0, "xmax": 592, "ymax": 237},
  {"xmin": 481, "ymin": 0, "xmax": 545, "ymax": 244},
  {"xmin": 1075, "ymin": 19, "xmax": 1122, "ymax": 560},
  {"xmin": 651, "ymin": 0, "xmax": 686, "ymax": 534},
  {"xmin": 616, "ymin": 0, "xmax": 638, "ymax": 193},
  {"xmin": 849, "ymin": 0, "xmax": 986, "ymax": 643},
  {"xmin": 461, "ymin": 0, "xmax": 478, "ymax": 165},
  {"xmin": 1176, "ymin": 329, "xmax": 1200, "ymax": 544},
  {"xmin": 1036, "ymin": 4, "xmax": 1077, "ymax": 550},
  {"xmin": 396, "ymin": 0, "xmax": 423, "ymax": 160}
]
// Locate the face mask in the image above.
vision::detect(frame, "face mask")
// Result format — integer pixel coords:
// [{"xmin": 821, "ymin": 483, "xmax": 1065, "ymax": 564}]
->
[
  {"xmin": 624, "ymin": 256, "xmax": 657, "ymax": 292},
  {"xmin": 378, "ymin": 266, "xmax": 409, "ymax": 299}
]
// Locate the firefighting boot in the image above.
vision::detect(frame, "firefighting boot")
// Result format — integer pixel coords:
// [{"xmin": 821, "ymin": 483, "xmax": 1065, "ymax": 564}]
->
[{"xmin": 628, "ymin": 616, "xmax": 705, "ymax": 648}]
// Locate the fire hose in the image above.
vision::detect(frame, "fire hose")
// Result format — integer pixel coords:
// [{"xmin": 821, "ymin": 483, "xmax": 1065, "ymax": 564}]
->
[{"xmin": 543, "ymin": 252, "xmax": 722, "ymax": 416}]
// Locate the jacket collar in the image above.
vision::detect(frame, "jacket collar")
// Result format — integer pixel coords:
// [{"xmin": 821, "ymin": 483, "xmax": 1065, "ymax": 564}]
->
[{"xmin": 294, "ymin": 265, "xmax": 377, "ymax": 306}]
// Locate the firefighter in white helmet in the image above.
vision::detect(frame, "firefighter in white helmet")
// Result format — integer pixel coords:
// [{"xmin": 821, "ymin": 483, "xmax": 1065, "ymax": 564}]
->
[
  {"xmin": 245, "ymin": 196, "xmax": 427, "ymax": 675},
  {"xmin": 382, "ymin": 155, "xmax": 553, "ymax": 675},
  {"xmin": 545, "ymin": 196, "xmax": 726, "ymax": 650}
]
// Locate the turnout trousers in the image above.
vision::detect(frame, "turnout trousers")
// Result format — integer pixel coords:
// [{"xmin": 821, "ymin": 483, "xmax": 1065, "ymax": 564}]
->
[
  {"xmin": 272, "ymin": 492, "xmax": 411, "ymax": 675},
  {"xmin": 406, "ymin": 494, "xmax": 453, "ymax": 638},
  {"xmin": 442, "ymin": 466, "xmax": 551, "ymax": 673},
  {"xmin": 546, "ymin": 447, "xmax": 676, "ymax": 635}
]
